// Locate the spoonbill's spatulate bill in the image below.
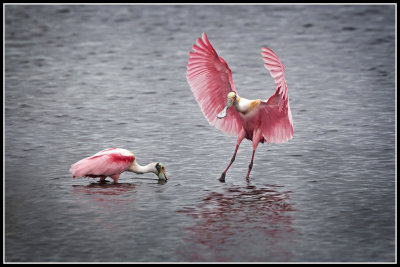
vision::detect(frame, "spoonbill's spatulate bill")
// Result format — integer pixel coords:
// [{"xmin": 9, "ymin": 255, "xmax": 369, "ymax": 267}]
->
[
  {"xmin": 186, "ymin": 33, "xmax": 294, "ymax": 182},
  {"xmin": 70, "ymin": 148, "xmax": 167, "ymax": 183}
]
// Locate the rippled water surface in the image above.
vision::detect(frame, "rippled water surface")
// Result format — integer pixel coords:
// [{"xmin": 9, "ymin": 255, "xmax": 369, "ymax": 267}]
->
[{"xmin": 5, "ymin": 4, "xmax": 396, "ymax": 262}]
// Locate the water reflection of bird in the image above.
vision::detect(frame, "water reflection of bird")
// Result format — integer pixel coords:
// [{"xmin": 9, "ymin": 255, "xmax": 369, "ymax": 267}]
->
[
  {"xmin": 178, "ymin": 185, "xmax": 295, "ymax": 261},
  {"xmin": 70, "ymin": 148, "xmax": 167, "ymax": 183},
  {"xmin": 72, "ymin": 183, "xmax": 137, "ymax": 209},
  {"xmin": 186, "ymin": 33, "xmax": 294, "ymax": 182}
]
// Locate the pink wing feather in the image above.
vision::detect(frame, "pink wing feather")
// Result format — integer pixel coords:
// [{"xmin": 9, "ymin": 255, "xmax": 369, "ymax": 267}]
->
[
  {"xmin": 186, "ymin": 33, "xmax": 243, "ymax": 136},
  {"xmin": 259, "ymin": 47, "xmax": 294, "ymax": 144},
  {"xmin": 70, "ymin": 148, "xmax": 134, "ymax": 178}
]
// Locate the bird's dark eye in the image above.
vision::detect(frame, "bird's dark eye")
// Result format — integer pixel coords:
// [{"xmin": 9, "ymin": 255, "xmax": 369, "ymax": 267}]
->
[{"xmin": 156, "ymin": 163, "xmax": 161, "ymax": 172}]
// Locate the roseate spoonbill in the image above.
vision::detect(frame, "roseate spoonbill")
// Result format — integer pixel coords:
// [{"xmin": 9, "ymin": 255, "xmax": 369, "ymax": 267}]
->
[
  {"xmin": 70, "ymin": 148, "xmax": 167, "ymax": 183},
  {"xmin": 186, "ymin": 33, "xmax": 294, "ymax": 182}
]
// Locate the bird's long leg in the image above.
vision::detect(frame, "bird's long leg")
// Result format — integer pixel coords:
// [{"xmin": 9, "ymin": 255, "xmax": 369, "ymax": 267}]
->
[
  {"xmin": 111, "ymin": 173, "xmax": 121, "ymax": 183},
  {"xmin": 245, "ymin": 149, "xmax": 256, "ymax": 181},
  {"xmin": 219, "ymin": 129, "xmax": 246, "ymax": 182},
  {"xmin": 219, "ymin": 144, "xmax": 240, "ymax": 182},
  {"xmin": 246, "ymin": 129, "xmax": 262, "ymax": 181}
]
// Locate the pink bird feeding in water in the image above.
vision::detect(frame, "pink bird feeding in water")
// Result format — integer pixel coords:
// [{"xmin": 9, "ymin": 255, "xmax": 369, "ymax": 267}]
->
[
  {"xmin": 186, "ymin": 33, "xmax": 294, "ymax": 182},
  {"xmin": 70, "ymin": 148, "xmax": 167, "ymax": 183}
]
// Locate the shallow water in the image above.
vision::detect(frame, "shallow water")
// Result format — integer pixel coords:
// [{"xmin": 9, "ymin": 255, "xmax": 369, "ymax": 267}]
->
[{"xmin": 5, "ymin": 4, "xmax": 396, "ymax": 262}]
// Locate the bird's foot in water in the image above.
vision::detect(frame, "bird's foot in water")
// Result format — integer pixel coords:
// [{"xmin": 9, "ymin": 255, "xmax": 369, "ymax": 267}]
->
[{"xmin": 219, "ymin": 173, "xmax": 226, "ymax": 183}]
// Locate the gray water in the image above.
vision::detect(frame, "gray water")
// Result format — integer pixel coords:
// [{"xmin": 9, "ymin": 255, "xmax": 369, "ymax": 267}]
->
[{"xmin": 4, "ymin": 4, "xmax": 396, "ymax": 263}]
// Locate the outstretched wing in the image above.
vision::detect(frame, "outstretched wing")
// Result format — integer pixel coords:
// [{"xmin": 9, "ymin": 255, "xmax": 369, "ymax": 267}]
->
[
  {"xmin": 70, "ymin": 148, "xmax": 134, "ymax": 178},
  {"xmin": 259, "ymin": 47, "xmax": 294, "ymax": 144},
  {"xmin": 186, "ymin": 33, "xmax": 243, "ymax": 136}
]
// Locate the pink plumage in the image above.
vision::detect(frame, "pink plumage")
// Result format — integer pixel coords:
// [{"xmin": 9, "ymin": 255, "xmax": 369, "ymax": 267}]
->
[
  {"xmin": 70, "ymin": 148, "xmax": 135, "ymax": 183},
  {"xmin": 186, "ymin": 32, "xmax": 243, "ymax": 136},
  {"xmin": 259, "ymin": 46, "xmax": 293, "ymax": 143},
  {"xmin": 186, "ymin": 33, "xmax": 294, "ymax": 182}
]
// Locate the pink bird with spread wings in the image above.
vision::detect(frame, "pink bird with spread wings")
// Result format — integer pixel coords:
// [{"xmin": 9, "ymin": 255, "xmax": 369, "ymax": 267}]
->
[{"xmin": 186, "ymin": 33, "xmax": 294, "ymax": 182}]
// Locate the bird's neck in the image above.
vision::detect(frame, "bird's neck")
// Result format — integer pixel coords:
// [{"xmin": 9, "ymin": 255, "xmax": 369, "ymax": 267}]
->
[
  {"xmin": 234, "ymin": 96, "xmax": 247, "ymax": 112},
  {"xmin": 234, "ymin": 96, "xmax": 261, "ymax": 115},
  {"xmin": 129, "ymin": 162, "xmax": 157, "ymax": 174}
]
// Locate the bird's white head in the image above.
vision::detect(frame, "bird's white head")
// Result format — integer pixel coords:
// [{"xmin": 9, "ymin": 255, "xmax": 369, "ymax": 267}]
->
[
  {"xmin": 217, "ymin": 92, "xmax": 237, "ymax": 119},
  {"xmin": 155, "ymin": 163, "xmax": 168, "ymax": 181}
]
